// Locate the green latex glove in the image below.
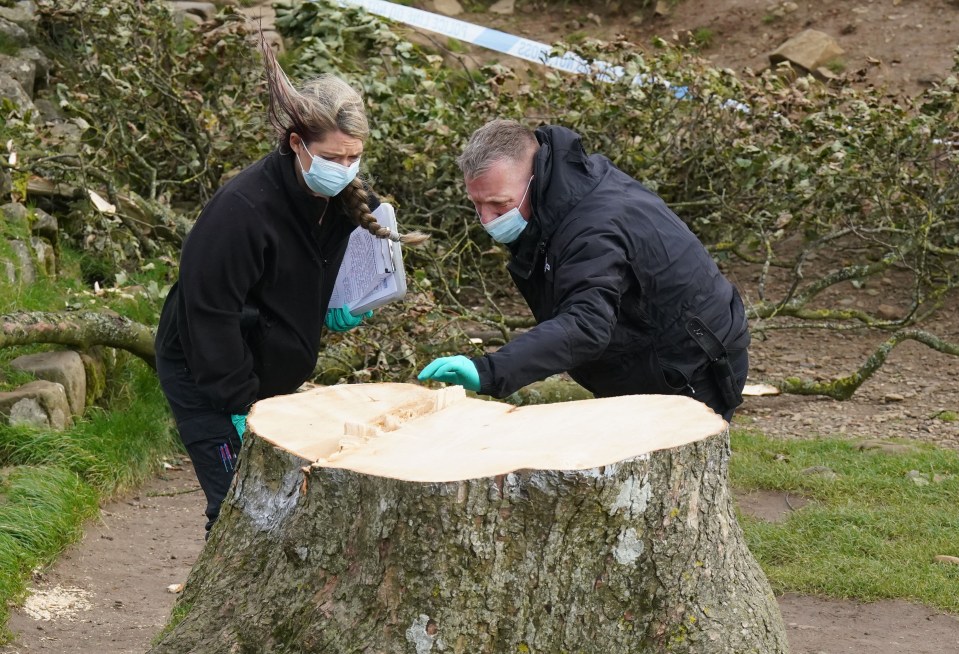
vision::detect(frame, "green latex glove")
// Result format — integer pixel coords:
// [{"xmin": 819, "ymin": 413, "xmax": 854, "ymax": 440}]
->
[
  {"xmin": 417, "ymin": 355, "xmax": 480, "ymax": 392},
  {"xmin": 230, "ymin": 413, "xmax": 246, "ymax": 442},
  {"xmin": 325, "ymin": 307, "xmax": 373, "ymax": 332}
]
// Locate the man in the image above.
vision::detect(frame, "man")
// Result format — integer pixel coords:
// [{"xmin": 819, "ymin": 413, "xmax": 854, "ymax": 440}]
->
[{"xmin": 418, "ymin": 120, "xmax": 749, "ymax": 420}]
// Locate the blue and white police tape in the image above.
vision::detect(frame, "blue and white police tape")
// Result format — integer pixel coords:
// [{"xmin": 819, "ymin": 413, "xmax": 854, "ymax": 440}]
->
[
  {"xmin": 333, "ymin": 0, "xmax": 701, "ymax": 101},
  {"xmin": 323, "ymin": 1, "xmax": 955, "ymax": 137}
]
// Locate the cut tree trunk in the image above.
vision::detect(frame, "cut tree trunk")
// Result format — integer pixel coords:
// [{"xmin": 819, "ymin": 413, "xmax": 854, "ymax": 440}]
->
[{"xmin": 150, "ymin": 383, "xmax": 788, "ymax": 654}]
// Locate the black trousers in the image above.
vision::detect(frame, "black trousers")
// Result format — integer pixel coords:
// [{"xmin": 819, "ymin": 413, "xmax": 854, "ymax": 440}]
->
[{"xmin": 157, "ymin": 355, "xmax": 243, "ymax": 534}]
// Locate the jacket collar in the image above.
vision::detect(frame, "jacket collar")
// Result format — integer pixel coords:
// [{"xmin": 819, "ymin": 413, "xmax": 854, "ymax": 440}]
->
[{"xmin": 508, "ymin": 125, "xmax": 604, "ymax": 279}]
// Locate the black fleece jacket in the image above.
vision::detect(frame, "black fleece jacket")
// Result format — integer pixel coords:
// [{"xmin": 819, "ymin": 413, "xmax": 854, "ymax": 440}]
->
[
  {"xmin": 472, "ymin": 126, "xmax": 750, "ymax": 399},
  {"xmin": 155, "ymin": 149, "xmax": 375, "ymax": 414}
]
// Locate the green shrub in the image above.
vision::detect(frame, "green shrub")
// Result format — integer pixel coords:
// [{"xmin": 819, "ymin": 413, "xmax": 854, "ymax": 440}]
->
[{"xmin": 272, "ymin": 0, "xmax": 958, "ymax": 381}]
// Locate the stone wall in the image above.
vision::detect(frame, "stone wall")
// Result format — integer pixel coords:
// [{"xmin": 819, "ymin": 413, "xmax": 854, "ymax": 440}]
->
[
  {"xmin": 0, "ymin": 0, "xmax": 282, "ymax": 429},
  {"xmin": 0, "ymin": 1, "xmax": 120, "ymax": 429}
]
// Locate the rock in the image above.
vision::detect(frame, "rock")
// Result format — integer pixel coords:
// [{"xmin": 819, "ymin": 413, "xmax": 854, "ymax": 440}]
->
[
  {"xmin": 918, "ymin": 72, "xmax": 945, "ymax": 87},
  {"xmin": 176, "ymin": 10, "xmax": 203, "ymax": 27},
  {"xmin": 30, "ymin": 206, "xmax": 58, "ymax": 241},
  {"xmin": 815, "ymin": 66, "xmax": 839, "ymax": 81},
  {"xmin": 883, "ymin": 393, "xmax": 905, "ymax": 403},
  {"xmin": 876, "ymin": 304, "xmax": 900, "ymax": 320},
  {"xmin": 0, "ymin": 71, "xmax": 35, "ymax": 118},
  {"xmin": 166, "ymin": 1, "xmax": 218, "ymax": 21},
  {"xmin": 1, "ymin": 201, "xmax": 30, "ymax": 231},
  {"xmin": 489, "ymin": 0, "xmax": 515, "ymax": 15},
  {"xmin": 856, "ymin": 439, "xmax": 914, "ymax": 455},
  {"xmin": 934, "ymin": 555, "xmax": 959, "ymax": 565},
  {"xmin": 654, "ymin": 0, "xmax": 671, "ymax": 17},
  {"xmin": 801, "ymin": 465, "xmax": 838, "ymax": 480},
  {"xmin": 6, "ymin": 238, "xmax": 35, "ymax": 283},
  {"xmin": 769, "ymin": 29, "xmax": 845, "ymax": 73},
  {"xmin": 32, "ymin": 96, "xmax": 63, "ymax": 123},
  {"xmin": 0, "ymin": 16, "xmax": 30, "ymax": 48},
  {"xmin": 12, "ymin": 351, "xmax": 87, "ymax": 416},
  {"xmin": 30, "ymin": 235, "xmax": 55, "ymax": 277},
  {"xmin": 46, "ymin": 121, "xmax": 83, "ymax": 152},
  {"xmin": 0, "ymin": 2, "xmax": 36, "ymax": 30},
  {"xmin": 906, "ymin": 470, "xmax": 930, "ymax": 486},
  {"xmin": 0, "ymin": 380, "xmax": 71, "ymax": 430},
  {"xmin": 433, "ymin": 0, "xmax": 463, "ymax": 16},
  {"xmin": 19, "ymin": 46, "xmax": 51, "ymax": 84},
  {"xmin": 0, "ymin": 54, "xmax": 35, "ymax": 97}
]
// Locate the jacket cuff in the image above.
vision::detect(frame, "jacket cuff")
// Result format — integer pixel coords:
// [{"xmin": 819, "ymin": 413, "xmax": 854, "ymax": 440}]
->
[{"xmin": 471, "ymin": 355, "xmax": 494, "ymax": 396}]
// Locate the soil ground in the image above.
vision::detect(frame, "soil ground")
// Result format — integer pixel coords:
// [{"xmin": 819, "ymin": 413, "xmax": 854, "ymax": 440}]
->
[
  {"xmin": 1, "ymin": 1, "xmax": 957, "ymax": 652},
  {"xmin": 490, "ymin": 0, "xmax": 959, "ymax": 99}
]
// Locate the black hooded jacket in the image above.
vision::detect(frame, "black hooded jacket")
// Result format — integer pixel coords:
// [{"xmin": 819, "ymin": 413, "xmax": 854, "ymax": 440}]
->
[
  {"xmin": 471, "ymin": 126, "xmax": 749, "ymax": 399},
  {"xmin": 155, "ymin": 149, "xmax": 375, "ymax": 414}
]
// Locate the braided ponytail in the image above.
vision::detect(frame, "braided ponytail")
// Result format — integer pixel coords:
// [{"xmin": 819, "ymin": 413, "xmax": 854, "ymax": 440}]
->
[
  {"xmin": 342, "ymin": 178, "xmax": 430, "ymax": 245},
  {"xmin": 258, "ymin": 34, "xmax": 428, "ymax": 245}
]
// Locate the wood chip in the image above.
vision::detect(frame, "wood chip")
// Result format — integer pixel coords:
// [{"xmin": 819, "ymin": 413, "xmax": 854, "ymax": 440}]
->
[{"xmin": 742, "ymin": 383, "xmax": 781, "ymax": 397}]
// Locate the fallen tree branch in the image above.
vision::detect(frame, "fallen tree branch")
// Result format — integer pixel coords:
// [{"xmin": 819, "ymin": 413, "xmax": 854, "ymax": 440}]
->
[
  {"xmin": 778, "ymin": 328, "xmax": 959, "ymax": 400},
  {"xmin": 0, "ymin": 311, "xmax": 156, "ymax": 370}
]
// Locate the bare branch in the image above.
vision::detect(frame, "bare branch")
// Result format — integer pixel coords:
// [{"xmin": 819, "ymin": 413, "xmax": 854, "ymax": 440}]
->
[
  {"xmin": 0, "ymin": 311, "xmax": 156, "ymax": 370},
  {"xmin": 778, "ymin": 328, "xmax": 959, "ymax": 400}
]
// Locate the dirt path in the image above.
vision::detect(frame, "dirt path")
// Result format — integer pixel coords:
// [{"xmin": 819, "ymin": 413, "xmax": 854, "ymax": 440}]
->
[
  {"xmin": 0, "ymin": 461, "xmax": 204, "ymax": 654},
  {"xmin": 1, "ymin": 456, "xmax": 958, "ymax": 653}
]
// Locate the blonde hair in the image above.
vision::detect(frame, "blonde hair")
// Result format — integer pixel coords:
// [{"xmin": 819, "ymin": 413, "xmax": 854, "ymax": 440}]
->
[{"xmin": 259, "ymin": 38, "xmax": 428, "ymax": 245}]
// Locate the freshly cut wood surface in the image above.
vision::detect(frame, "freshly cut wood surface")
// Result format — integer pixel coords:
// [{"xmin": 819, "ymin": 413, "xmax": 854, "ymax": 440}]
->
[
  {"xmin": 743, "ymin": 382, "xmax": 781, "ymax": 396},
  {"xmin": 248, "ymin": 382, "xmax": 726, "ymax": 482}
]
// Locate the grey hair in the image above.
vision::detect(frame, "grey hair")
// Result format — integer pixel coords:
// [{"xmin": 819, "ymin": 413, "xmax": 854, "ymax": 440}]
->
[{"xmin": 457, "ymin": 119, "xmax": 538, "ymax": 179}]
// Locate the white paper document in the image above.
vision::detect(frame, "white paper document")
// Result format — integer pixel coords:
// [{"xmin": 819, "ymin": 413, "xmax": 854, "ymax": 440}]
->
[{"xmin": 329, "ymin": 203, "xmax": 407, "ymax": 317}]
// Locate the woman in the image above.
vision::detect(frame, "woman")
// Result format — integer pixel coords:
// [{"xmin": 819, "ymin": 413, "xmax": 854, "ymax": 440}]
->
[{"xmin": 155, "ymin": 43, "xmax": 426, "ymax": 534}]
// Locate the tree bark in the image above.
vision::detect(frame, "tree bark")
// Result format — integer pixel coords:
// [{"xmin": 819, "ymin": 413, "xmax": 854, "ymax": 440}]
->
[
  {"xmin": 151, "ymin": 384, "xmax": 788, "ymax": 654},
  {"xmin": 0, "ymin": 311, "xmax": 156, "ymax": 369}
]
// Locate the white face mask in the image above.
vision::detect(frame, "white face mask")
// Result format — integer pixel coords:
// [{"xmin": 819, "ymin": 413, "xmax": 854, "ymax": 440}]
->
[
  {"xmin": 482, "ymin": 175, "xmax": 533, "ymax": 244},
  {"xmin": 297, "ymin": 137, "xmax": 360, "ymax": 196}
]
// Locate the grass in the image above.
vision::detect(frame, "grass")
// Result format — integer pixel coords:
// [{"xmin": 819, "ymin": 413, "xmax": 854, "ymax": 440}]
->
[
  {"xmin": 0, "ymin": 33, "xmax": 19, "ymax": 57},
  {"xmin": 730, "ymin": 429, "xmax": 959, "ymax": 612},
  {"xmin": 0, "ymin": 466, "xmax": 99, "ymax": 621},
  {"xmin": 152, "ymin": 598, "xmax": 193, "ymax": 644},
  {"xmin": 0, "ymin": 357, "xmax": 179, "ymax": 640},
  {"xmin": 824, "ymin": 57, "xmax": 845, "ymax": 74},
  {"xmin": 0, "ymin": 362, "xmax": 179, "ymax": 495},
  {"xmin": 690, "ymin": 27, "xmax": 714, "ymax": 49},
  {"xmin": 0, "ymin": 213, "xmax": 182, "ymax": 642}
]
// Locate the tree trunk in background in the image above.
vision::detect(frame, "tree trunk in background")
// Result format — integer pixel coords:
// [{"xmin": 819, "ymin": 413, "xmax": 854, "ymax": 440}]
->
[
  {"xmin": 150, "ymin": 384, "xmax": 787, "ymax": 653},
  {"xmin": 0, "ymin": 311, "xmax": 156, "ymax": 369}
]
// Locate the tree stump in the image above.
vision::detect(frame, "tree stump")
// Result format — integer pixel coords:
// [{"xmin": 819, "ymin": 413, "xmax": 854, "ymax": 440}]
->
[{"xmin": 150, "ymin": 383, "xmax": 788, "ymax": 653}]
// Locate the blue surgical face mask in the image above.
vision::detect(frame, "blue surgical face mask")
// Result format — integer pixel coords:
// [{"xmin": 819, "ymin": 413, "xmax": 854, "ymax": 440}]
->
[
  {"xmin": 297, "ymin": 140, "xmax": 360, "ymax": 197},
  {"xmin": 482, "ymin": 175, "xmax": 534, "ymax": 244}
]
